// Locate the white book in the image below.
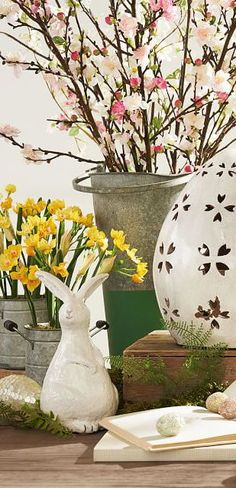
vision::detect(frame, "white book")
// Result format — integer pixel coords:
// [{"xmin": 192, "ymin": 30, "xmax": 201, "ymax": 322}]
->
[
  {"xmin": 94, "ymin": 431, "xmax": 236, "ymax": 462},
  {"xmin": 97, "ymin": 406, "xmax": 236, "ymax": 458}
]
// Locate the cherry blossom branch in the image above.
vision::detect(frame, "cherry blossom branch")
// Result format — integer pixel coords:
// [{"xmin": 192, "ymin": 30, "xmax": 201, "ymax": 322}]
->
[{"xmin": 0, "ymin": 132, "xmax": 104, "ymax": 165}]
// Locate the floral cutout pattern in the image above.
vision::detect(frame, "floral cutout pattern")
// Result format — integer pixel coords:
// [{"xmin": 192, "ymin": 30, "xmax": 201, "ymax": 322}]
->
[
  {"xmin": 205, "ymin": 194, "xmax": 235, "ymax": 222},
  {"xmin": 216, "ymin": 162, "xmax": 236, "ymax": 178},
  {"xmin": 201, "ymin": 162, "xmax": 214, "ymax": 177},
  {"xmin": 198, "ymin": 243, "xmax": 231, "ymax": 276},
  {"xmin": 162, "ymin": 298, "xmax": 180, "ymax": 322},
  {"xmin": 158, "ymin": 242, "xmax": 176, "ymax": 274},
  {"xmin": 195, "ymin": 296, "xmax": 230, "ymax": 329},
  {"xmin": 172, "ymin": 193, "xmax": 191, "ymax": 221}
]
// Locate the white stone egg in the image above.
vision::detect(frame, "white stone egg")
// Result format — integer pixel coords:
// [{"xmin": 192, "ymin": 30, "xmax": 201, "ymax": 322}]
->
[{"xmin": 153, "ymin": 160, "xmax": 236, "ymax": 347}]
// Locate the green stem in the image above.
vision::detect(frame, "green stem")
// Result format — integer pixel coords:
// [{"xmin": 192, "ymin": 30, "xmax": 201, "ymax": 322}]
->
[{"xmin": 24, "ymin": 287, "xmax": 37, "ymax": 327}]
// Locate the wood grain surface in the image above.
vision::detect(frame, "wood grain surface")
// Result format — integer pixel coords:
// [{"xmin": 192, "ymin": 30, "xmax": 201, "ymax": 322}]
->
[{"xmin": 0, "ymin": 426, "xmax": 236, "ymax": 488}]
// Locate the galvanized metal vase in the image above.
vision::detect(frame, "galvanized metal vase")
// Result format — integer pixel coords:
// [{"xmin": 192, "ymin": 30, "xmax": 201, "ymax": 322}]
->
[
  {"xmin": 0, "ymin": 298, "xmax": 48, "ymax": 370},
  {"xmin": 73, "ymin": 172, "xmax": 192, "ymax": 355},
  {"xmin": 24, "ymin": 326, "xmax": 61, "ymax": 385}
]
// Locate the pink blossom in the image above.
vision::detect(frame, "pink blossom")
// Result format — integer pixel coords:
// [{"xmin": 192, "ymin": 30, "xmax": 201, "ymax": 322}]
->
[
  {"xmin": 111, "ymin": 101, "xmax": 126, "ymax": 121},
  {"xmin": 133, "ymin": 45, "xmax": 150, "ymax": 64},
  {"xmin": 150, "ymin": 0, "xmax": 160, "ymax": 11},
  {"xmin": 195, "ymin": 58, "xmax": 203, "ymax": 66},
  {"xmin": 130, "ymin": 77, "xmax": 141, "ymax": 88},
  {"xmin": 105, "ymin": 15, "xmax": 113, "ymax": 25},
  {"xmin": 150, "ymin": 0, "xmax": 173, "ymax": 11},
  {"xmin": 213, "ymin": 70, "xmax": 231, "ymax": 93},
  {"xmin": 57, "ymin": 12, "xmax": 65, "ymax": 20},
  {"xmin": 145, "ymin": 76, "xmax": 167, "ymax": 90},
  {"xmin": 144, "ymin": 78, "xmax": 157, "ymax": 90},
  {"xmin": 175, "ymin": 99, "xmax": 182, "ymax": 109},
  {"xmin": 0, "ymin": 124, "xmax": 20, "ymax": 138},
  {"xmin": 184, "ymin": 164, "xmax": 193, "ymax": 173},
  {"xmin": 194, "ymin": 21, "xmax": 217, "ymax": 46},
  {"xmin": 65, "ymin": 90, "xmax": 77, "ymax": 107},
  {"xmin": 119, "ymin": 14, "xmax": 138, "ymax": 37},
  {"xmin": 48, "ymin": 17, "xmax": 66, "ymax": 37},
  {"xmin": 58, "ymin": 114, "xmax": 69, "ymax": 131},
  {"xmin": 194, "ymin": 96, "xmax": 204, "ymax": 108},
  {"xmin": 152, "ymin": 145, "xmax": 164, "ymax": 153},
  {"xmin": 155, "ymin": 76, "xmax": 167, "ymax": 89},
  {"xmin": 71, "ymin": 51, "xmax": 79, "ymax": 61},
  {"xmin": 216, "ymin": 92, "xmax": 229, "ymax": 103},
  {"xmin": 21, "ymin": 145, "xmax": 44, "ymax": 164}
]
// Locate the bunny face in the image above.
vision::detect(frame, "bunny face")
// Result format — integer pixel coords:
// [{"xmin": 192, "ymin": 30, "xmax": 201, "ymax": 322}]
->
[
  {"xmin": 36, "ymin": 271, "xmax": 109, "ymax": 330},
  {"xmin": 59, "ymin": 297, "xmax": 90, "ymax": 330}
]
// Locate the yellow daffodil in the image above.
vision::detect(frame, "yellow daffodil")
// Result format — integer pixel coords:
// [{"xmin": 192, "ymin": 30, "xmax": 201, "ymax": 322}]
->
[
  {"xmin": 54, "ymin": 209, "xmax": 65, "ymax": 222},
  {"xmin": 27, "ymin": 265, "xmax": 40, "ymax": 292},
  {"xmin": 15, "ymin": 198, "xmax": 45, "ymax": 217},
  {"xmin": 18, "ymin": 221, "xmax": 34, "ymax": 236},
  {"xmin": 11, "ymin": 265, "xmax": 40, "ymax": 292},
  {"xmin": 48, "ymin": 200, "xmax": 65, "ymax": 215},
  {"xmin": 35, "ymin": 200, "xmax": 46, "ymax": 213},
  {"xmin": 24, "ymin": 234, "xmax": 40, "ymax": 256},
  {"xmin": 52, "ymin": 262, "xmax": 69, "ymax": 278},
  {"xmin": 0, "ymin": 216, "xmax": 10, "ymax": 229},
  {"xmin": 40, "ymin": 217, "xmax": 57, "ymax": 237},
  {"xmin": 5, "ymin": 184, "xmax": 16, "ymax": 194},
  {"xmin": 131, "ymin": 273, "xmax": 144, "ymax": 284},
  {"xmin": 126, "ymin": 247, "xmax": 140, "ymax": 264},
  {"xmin": 0, "ymin": 244, "xmax": 21, "ymax": 271},
  {"xmin": 77, "ymin": 253, "xmax": 96, "ymax": 277},
  {"xmin": 37, "ymin": 238, "xmax": 56, "ymax": 254},
  {"xmin": 10, "ymin": 266, "xmax": 28, "ymax": 285},
  {"xmin": 78, "ymin": 213, "xmax": 94, "ymax": 228},
  {"xmin": 7, "ymin": 244, "xmax": 22, "ymax": 261},
  {"xmin": 1, "ymin": 197, "xmax": 12, "ymax": 210},
  {"xmin": 86, "ymin": 226, "xmax": 108, "ymax": 251},
  {"xmin": 55, "ymin": 206, "xmax": 82, "ymax": 223},
  {"xmin": 131, "ymin": 261, "xmax": 148, "ymax": 283},
  {"xmin": 63, "ymin": 206, "xmax": 82, "ymax": 223},
  {"xmin": 0, "ymin": 253, "xmax": 15, "ymax": 271},
  {"xmin": 111, "ymin": 229, "xmax": 129, "ymax": 252}
]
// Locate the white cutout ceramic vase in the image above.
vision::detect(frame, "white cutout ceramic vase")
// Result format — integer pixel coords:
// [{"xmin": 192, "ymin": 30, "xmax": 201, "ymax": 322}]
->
[{"xmin": 153, "ymin": 160, "xmax": 236, "ymax": 348}]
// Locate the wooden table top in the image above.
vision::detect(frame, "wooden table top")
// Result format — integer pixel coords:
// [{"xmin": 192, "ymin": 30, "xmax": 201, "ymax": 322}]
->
[{"xmin": 1, "ymin": 426, "xmax": 236, "ymax": 487}]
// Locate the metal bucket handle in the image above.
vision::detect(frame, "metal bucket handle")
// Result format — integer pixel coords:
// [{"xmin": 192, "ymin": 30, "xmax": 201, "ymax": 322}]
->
[{"xmin": 72, "ymin": 172, "xmax": 193, "ymax": 195}]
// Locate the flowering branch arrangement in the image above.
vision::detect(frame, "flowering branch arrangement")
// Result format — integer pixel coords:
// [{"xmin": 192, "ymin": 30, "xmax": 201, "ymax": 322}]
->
[
  {"xmin": 0, "ymin": 184, "xmax": 147, "ymax": 327},
  {"xmin": 0, "ymin": 0, "xmax": 235, "ymax": 173}
]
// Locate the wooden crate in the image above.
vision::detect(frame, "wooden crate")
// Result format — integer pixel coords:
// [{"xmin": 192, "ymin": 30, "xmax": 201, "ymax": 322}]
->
[{"xmin": 123, "ymin": 331, "xmax": 236, "ymax": 403}]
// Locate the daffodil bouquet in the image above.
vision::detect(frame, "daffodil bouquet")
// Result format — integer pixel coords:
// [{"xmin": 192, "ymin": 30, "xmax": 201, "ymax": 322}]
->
[{"xmin": 0, "ymin": 184, "xmax": 147, "ymax": 328}]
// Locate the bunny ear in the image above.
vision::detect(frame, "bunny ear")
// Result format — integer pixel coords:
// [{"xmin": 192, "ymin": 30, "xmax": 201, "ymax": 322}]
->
[
  {"xmin": 36, "ymin": 271, "xmax": 73, "ymax": 303},
  {"xmin": 77, "ymin": 273, "xmax": 108, "ymax": 302}
]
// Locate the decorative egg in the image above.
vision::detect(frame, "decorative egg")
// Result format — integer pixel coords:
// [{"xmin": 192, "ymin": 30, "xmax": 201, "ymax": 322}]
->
[
  {"xmin": 153, "ymin": 160, "xmax": 236, "ymax": 347},
  {"xmin": 218, "ymin": 398, "xmax": 236, "ymax": 419},
  {"xmin": 206, "ymin": 392, "xmax": 228, "ymax": 413},
  {"xmin": 156, "ymin": 413, "xmax": 185, "ymax": 437},
  {"xmin": 0, "ymin": 375, "xmax": 41, "ymax": 409}
]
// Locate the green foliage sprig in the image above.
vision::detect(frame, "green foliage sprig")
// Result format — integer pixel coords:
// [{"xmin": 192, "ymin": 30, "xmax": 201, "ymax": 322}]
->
[
  {"xmin": 108, "ymin": 321, "xmax": 228, "ymax": 414},
  {"xmin": 0, "ymin": 400, "xmax": 73, "ymax": 438}
]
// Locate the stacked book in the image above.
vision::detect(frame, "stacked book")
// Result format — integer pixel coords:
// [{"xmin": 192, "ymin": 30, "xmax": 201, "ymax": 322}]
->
[{"xmin": 94, "ymin": 382, "xmax": 236, "ymax": 462}]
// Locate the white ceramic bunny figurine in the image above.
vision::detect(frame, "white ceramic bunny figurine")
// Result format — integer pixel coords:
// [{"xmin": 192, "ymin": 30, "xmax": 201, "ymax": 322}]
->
[{"xmin": 36, "ymin": 271, "xmax": 119, "ymax": 433}]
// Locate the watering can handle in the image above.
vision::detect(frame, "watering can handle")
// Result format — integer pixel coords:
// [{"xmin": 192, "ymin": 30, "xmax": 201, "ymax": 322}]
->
[{"xmin": 72, "ymin": 172, "xmax": 193, "ymax": 195}]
